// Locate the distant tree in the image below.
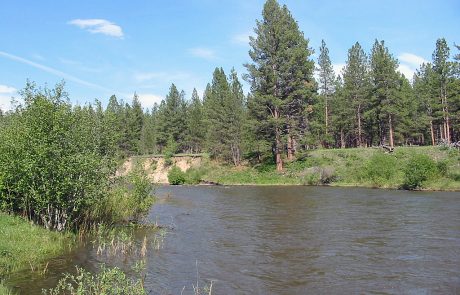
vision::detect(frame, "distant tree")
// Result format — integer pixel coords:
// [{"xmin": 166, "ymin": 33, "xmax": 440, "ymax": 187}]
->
[
  {"xmin": 204, "ymin": 68, "xmax": 245, "ymax": 165},
  {"xmin": 187, "ymin": 88, "xmax": 205, "ymax": 153},
  {"xmin": 432, "ymin": 38, "xmax": 452, "ymax": 143},
  {"xmin": 317, "ymin": 40, "xmax": 336, "ymax": 141},
  {"xmin": 155, "ymin": 84, "xmax": 187, "ymax": 153},
  {"xmin": 342, "ymin": 42, "xmax": 370, "ymax": 147},
  {"xmin": 369, "ymin": 39, "xmax": 400, "ymax": 148}
]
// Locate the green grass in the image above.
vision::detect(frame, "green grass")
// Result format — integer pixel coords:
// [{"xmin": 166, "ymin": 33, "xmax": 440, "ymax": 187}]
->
[
  {"xmin": 0, "ymin": 213, "xmax": 73, "ymax": 286},
  {"xmin": 200, "ymin": 146, "xmax": 460, "ymax": 190}
]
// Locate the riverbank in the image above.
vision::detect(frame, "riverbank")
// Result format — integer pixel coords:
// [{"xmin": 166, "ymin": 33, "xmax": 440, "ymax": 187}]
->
[
  {"xmin": 196, "ymin": 146, "xmax": 460, "ymax": 191},
  {"xmin": 0, "ymin": 213, "xmax": 73, "ymax": 294}
]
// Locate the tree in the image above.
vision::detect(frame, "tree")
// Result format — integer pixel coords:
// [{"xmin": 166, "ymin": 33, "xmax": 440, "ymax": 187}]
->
[
  {"xmin": 245, "ymin": 0, "xmax": 315, "ymax": 170},
  {"xmin": 187, "ymin": 89, "xmax": 205, "ymax": 153},
  {"xmin": 369, "ymin": 39, "xmax": 400, "ymax": 148},
  {"xmin": 155, "ymin": 84, "xmax": 187, "ymax": 153},
  {"xmin": 317, "ymin": 40, "xmax": 336, "ymax": 140},
  {"xmin": 204, "ymin": 68, "xmax": 245, "ymax": 165},
  {"xmin": 432, "ymin": 38, "xmax": 452, "ymax": 143},
  {"xmin": 342, "ymin": 42, "xmax": 370, "ymax": 147}
]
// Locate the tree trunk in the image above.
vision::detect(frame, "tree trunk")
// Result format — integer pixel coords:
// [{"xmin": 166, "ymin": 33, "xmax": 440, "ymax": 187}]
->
[
  {"xmin": 287, "ymin": 135, "xmax": 294, "ymax": 161},
  {"xmin": 357, "ymin": 103, "xmax": 362, "ymax": 147},
  {"xmin": 430, "ymin": 120, "xmax": 435, "ymax": 146},
  {"xmin": 274, "ymin": 108, "xmax": 283, "ymax": 171},
  {"xmin": 389, "ymin": 115, "xmax": 394, "ymax": 148},
  {"xmin": 325, "ymin": 95, "xmax": 329, "ymax": 136},
  {"xmin": 340, "ymin": 128, "xmax": 345, "ymax": 148}
]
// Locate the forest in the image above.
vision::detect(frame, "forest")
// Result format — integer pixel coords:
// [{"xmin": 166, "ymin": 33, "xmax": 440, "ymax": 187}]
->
[{"xmin": 1, "ymin": 1, "xmax": 459, "ymax": 175}]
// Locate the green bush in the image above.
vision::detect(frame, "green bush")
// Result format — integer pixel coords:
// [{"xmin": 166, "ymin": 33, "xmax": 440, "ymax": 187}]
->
[
  {"xmin": 0, "ymin": 83, "xmax": 113, "ymax": 231},
  {"xmin": 184, "ymin": 167, "xmax": 206, "ymax": 184},
  {"xmin": 403, "ymin": 154, "xmax": 437, "ymax": 189},
  {"xmin": 361, "ymin": 153, "xmax": 398, "ymax": 186},
  {"xmin": 168, "ymin": 166, "xmax": 186, "ymax": 185},
  {"xmin": 43, "ymin": 265, "xmax": 146, "ymax": 295}
]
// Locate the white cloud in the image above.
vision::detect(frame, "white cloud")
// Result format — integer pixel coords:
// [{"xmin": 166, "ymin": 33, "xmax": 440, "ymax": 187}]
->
[
  {"xmin": 398, "ymin": 53, "xmax": 428, "ymax": 68},
  {"xmin": 188, "ymin": 47, "xmax": 217, "ymax": 60},
  {"xmin": 68, "ymin": 19, "xmax": 124, "ymax": 38},
  {"xmin": 333, "ymin": 63, "xmax": 346, "ymax": 77},
  {"xmin": 0, "ymin": 84, "xmax": 17, "ymax": 111},
  {"xmin": 0, "ymin": 51, "xmax": 112, "ymax": 92},
  {"xmin": 397, "ymin": 53, "xmax": 428, "ymax": 80},
  {"xmin": 134, "ymin": 71, "xmax": 191, "ymax": 83},
  {"xmin": 398, "ymin": 64, "xmax": 416, "ymax": 79},
  {"xmin": 137, "ymin": 93, "xmax": 164, "ymax": 109},
  {"xmin": 232, "ymin": 32, "xmax": 252, "ymax": 45}
]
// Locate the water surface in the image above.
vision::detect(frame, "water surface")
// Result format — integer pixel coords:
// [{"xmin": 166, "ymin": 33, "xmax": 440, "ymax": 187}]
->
[{"xmin": 9, "ymin": 186, "xmax": 460, "ymax": 294}]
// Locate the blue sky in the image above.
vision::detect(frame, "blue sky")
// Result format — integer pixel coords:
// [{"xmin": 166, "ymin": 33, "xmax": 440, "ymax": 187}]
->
[{"xmin": 0, "ymin": 0, "xmax": 459, "ymax": 110}]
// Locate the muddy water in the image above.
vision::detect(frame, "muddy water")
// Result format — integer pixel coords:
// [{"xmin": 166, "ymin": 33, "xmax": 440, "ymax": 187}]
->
[{"xmin": 8, "ymin": 186, "xmax": 460, "ymax": 294}]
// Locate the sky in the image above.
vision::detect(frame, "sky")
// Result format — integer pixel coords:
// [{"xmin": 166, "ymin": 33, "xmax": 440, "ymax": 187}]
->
[{"xmin": 0, "ymin": 0, "xmax": 459, "ymax": 110}]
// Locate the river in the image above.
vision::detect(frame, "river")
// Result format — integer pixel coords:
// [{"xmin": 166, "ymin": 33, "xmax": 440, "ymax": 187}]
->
[{"xmin": 8, "ymin": 186, "xmax": 460, "ymax": 294}]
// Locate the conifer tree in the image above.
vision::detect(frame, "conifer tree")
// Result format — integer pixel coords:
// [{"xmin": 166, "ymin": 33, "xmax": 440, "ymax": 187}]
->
[
  {"xmin": 369, "ymin": 39, "xmax": 400, "ymax": 148},
  {"xmin": 245, "ymin": 0, "xmax": 315, "ymax": 170},
  {"xmin": 187, "ymin": 88, "xmax": 205, "ymax": 153},
  {"xmin": 317, "ymin": 40, "xmax": 336, "ymax": 141},
  {"xmin": 342, "ymin": 42, "xmax": 370, "ymax": 147}
]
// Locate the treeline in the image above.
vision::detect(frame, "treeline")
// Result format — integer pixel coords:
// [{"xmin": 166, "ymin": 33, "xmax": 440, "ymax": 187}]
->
[{"xmin": 1, "ymin": 0, "xmax": 459, "ymax": 173}]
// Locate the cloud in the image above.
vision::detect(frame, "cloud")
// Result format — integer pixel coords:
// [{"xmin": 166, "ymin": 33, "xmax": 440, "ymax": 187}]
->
[
  {"xmin": 0, "ymin": 51, "xmax": 112, "ymax": 92},
  {"xmin": 0, "ymin": 84, "xmax": 17, "ymax": 111},
  {"xmin": 133, "ymin": 71, "xmax": 192, "ymax": 83},
  {"xmin": 231, "ymin": 32, "xmax": 252, "ymax": 45},
  {"xmin": 188, "ymin": 47, "xmax": 217, "ymax": 60},
  {"xmin": 398, "ymin": 53, "xmax": 428, "ymax": 68},
  {"xmin": 136, "ymin": 93, "xmax": 164, "ymax": 109},
  {"xmin": 397, "ymin": 53, "xmax": 428, "ymax": 80},
  {"xmin": 333, "ymin": 63, "xmax": 346, "ymax": 77},
  {"xmin": 68, "ymin": 19, "xmax": 123, "ymax": 38}
]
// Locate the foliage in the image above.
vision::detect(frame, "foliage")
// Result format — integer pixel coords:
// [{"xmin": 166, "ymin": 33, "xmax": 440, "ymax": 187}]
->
[
  {"xmin": 0, "ymin": 82, "xmax": 112, "ymax": 231},
  {"xmin": 403, "ymin": 154, "xmax": 438, "ymax": 189},
  {"xmin": 43, "ymin": 265, "xmax": 146, "ymax": 295},
  {"xmin": 360, "ymin": 153, "xmax": 399, "ymax": 186},
  {"xmin": 94, "ymin": 167, "xmax": 154, "ymax": 225},
  {"xmin": 167, "ymin": 166, "xmax": 186, "ymax": 185}
]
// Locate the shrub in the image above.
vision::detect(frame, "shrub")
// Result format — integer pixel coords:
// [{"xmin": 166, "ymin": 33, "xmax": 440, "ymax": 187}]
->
[
  {"xmin": 168, "ymin": 166, "xmax": 186, "ymax": 185},
  {"xmin": 403, "ymin": 154, "xmax": 437, "ymax": 189},
  {"xmin": 184, "ymin": 167, "xmax": 206, "ymax": 185},
  {"xmin": 361, "ymin": 153, "xmax": 398, "ymax": 186},
  {"xmin": 0, "ymin": 83, "xmax": 113, "ymax": 231},
  {"xmin": 43, "ymin": 265, "xmax": 146, "ymax": 295}
]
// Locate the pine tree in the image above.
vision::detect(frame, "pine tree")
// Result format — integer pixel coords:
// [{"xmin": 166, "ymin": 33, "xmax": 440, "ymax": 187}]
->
[
  {"xmin": 317, "ymin": 40, "xmax": 336, "ymax": 142},
  {"xmin": 342, "ymin": 42, "xmax": 370, "ymax": 147},
  {"xmin": 432, "ymin": 38, "xmax": 452, "ymax": 143},
  {"xmin": 369, "ymin": 39, "xmax": 400, "ymax": 148},
  {"xmin": 204, "ymin": 68, "xmax": 245, "ymax": 165},
  {"xmin": 245, "ymin": 0, "xmax": 315, "ymax": 170},
  {"xmin": 187, "ymin": 88, "xmax": 205, "ymax": 153},
  {"xmin": 155, "ymin": 84, "xmax": 187, "ymax": 153}
]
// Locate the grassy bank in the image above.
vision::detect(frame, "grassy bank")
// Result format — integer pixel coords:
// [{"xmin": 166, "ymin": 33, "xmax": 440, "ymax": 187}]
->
[
  {"xmin": 0, "ymin": 213, "xmax": 73, "ymax": 294},
  {"xmin": 197, "ymin": 146, "xmax": 460, "ymax": 190}
]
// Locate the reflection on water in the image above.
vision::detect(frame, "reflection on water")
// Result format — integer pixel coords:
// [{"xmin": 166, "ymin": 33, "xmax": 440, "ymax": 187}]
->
[{"xmin": 8, "ymin": 186, "xmax": 460, "ymax": 294}]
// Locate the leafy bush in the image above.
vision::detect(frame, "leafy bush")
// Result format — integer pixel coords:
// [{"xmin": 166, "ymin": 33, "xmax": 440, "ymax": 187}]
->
[
  {"xmin": 95, "ymin": 167, "xmax": 154, "ymax": 224},
  {"xmin": 168, "ymin": 166, "xmax": 186, "ymax": 185},
  {"xmin": 361, "ymin": 153, "xmax": 398, "ymax": 186},
  {"xmin": 184, "ymin": 167, "xmax": 206, "ymax": 184},
  {"xmin": 403, "ymin": 154, "xmax": 437, "ymax": 189},
  {"xmin": 43, "ymin": 265, "xmax": 146, "ymax": 295},
  {"xmin": 0, "ymin": 83, "xmax": 114, "ymax": 231}
]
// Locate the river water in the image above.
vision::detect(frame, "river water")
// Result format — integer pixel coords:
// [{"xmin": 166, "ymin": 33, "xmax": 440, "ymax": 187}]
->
[{"xmin": 8, "ymin": 186, "xmax": 460, "ymax": 294}]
